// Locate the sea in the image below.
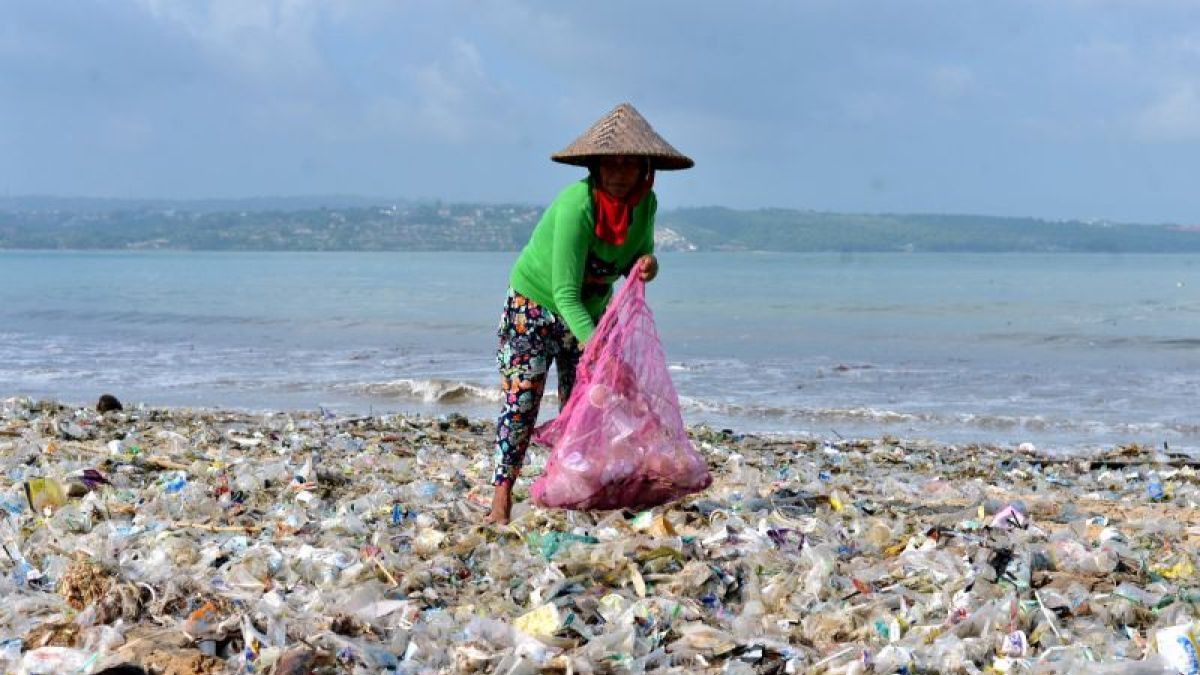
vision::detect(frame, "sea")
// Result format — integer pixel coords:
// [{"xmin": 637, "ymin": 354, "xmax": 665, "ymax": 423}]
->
[{"xmin": 2, "ymin": 250, "xmax": 1197, "ymax": 454}]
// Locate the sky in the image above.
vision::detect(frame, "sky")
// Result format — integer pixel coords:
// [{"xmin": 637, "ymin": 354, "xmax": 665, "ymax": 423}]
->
[{"xmin": 2, "ymin": 1, "xmax": 1199, "ymax": 223}]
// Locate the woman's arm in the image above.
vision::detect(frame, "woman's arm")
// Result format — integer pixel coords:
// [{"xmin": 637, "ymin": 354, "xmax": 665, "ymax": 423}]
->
[
  {"xmin": 551, "ymin": 204, "xmax": 598, "ymax": 344},
  {"xmin": 635, "ymin": 192, "xmax": 658, "ymax": 281}
]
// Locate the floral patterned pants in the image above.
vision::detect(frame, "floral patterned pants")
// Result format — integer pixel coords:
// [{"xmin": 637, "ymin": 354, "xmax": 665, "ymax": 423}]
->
[{"xmin": 491, "ymin": 288, "xmax": 582, "ymax": 485}]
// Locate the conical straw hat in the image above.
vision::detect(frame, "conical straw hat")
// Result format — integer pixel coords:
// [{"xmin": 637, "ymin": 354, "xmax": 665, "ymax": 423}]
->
[{"xmin": 552, "ymin": 103, "xmax": 694, "ymax": 171}]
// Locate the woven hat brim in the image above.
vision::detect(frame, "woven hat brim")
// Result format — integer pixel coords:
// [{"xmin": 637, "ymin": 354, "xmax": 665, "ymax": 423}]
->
[{"xmin": 552, "ymin": 152, "xmax": 694, "ymax": 171}]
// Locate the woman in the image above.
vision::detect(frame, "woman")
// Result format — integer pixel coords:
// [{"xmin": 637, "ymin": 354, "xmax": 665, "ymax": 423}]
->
[{"xmin": 486, "ymin": 103, "xmax": 694, "ymax": 524}]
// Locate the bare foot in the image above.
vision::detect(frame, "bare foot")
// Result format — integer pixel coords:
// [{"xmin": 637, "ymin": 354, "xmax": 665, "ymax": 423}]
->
[{"xmin": 485, "ymin": 482, "xmax": 513, "ymax": 525}]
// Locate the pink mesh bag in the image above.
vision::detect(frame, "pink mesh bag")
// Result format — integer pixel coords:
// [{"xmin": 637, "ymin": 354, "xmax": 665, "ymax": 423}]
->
[{"xmin": 531, "ymin": 274, "xmax": 712, "ymax": 510}]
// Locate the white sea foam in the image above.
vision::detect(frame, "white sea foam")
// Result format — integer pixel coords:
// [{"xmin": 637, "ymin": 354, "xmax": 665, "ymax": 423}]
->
[{"xmin": 354, "ymin": 378, "xmax": 502, "ymax": 404}]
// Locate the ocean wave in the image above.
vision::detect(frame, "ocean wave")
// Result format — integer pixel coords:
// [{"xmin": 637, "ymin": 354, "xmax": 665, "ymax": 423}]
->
[
  {"xmin": 678, "ymin": 398, "xmax": 929, "ymax": 424},
  {"xmin": 979, "ymin": 331, "xmax": 1200, "ymax": 350},
  {"xmin": 675, "ymin": 397, "xmax": 1200, "ymax": 438},
  {"xmin": 1157, "ymin": 338, "xmax": 1200, "ymax": 349},
  {"xmin": 16, "ymin": 308, "xmax": 288, "ymax": 327},
  {"xmin": 353, "ymin": 378, "xmax": 503, "ymax": 404}
]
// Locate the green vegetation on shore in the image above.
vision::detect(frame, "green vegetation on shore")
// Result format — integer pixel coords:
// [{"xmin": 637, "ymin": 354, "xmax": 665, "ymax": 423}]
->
[{"xmin": 2, "ymin": 197, "xmax": 1197, "ymax": 252}]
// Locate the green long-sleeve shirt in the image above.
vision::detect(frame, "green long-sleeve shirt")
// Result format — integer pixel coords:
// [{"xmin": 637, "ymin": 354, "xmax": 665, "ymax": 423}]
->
[{"xmin": 509, "ymin": 178, "xmax": 656, "ymax": 344}]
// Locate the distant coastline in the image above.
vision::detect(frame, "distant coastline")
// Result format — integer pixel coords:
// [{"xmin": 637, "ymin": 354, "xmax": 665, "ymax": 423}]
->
[{"xmin": 2, "ymin": 196, "xmax": 1197, "ymax": 253}]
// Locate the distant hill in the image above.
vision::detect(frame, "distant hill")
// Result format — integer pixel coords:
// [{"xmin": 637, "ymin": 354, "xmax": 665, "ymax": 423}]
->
[
  {"xmin": 0, "ymin": 195, "xmax": 401, "ymax": 214},
  {"xmin": 658, "ymin": 207, "xmax": 1200, "ymax": 253},
  {"xmin": 1, "ymin": 197, "xmax": 1197, "ymax": 253}
]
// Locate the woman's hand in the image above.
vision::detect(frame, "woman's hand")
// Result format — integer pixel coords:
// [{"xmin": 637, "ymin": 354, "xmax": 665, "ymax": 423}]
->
[{"xmin": 636, "ymin": 254, "xmax": 658, "ymax": 282}]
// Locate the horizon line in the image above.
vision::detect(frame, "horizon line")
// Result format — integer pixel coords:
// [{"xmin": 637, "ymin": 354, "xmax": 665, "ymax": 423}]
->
[{"xmin": 0, "ymin": 194, "xmax": 1186, "ymax": 228}]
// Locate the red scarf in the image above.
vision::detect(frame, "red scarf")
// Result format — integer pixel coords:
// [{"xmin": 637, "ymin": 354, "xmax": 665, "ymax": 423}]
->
[{"xmin": 592, "ymin": 170, "xmax": 654, "ymax": 246}]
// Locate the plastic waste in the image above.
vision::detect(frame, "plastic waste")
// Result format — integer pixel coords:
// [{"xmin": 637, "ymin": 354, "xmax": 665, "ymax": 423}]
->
[
  {"xmin": 1148, "ymin": 475, "xmax": 1167, "ymax": 501},
  {"xmin": 532, "ymin": 275, "xmax": 712, "ymax": 510},
  {"xmin": 22, "ymin": 478, "xmax": 66, "ymax": 514},
  {"xmin": 513, "ymin": 603, "xmax": 561, "ymax": 637},
  {"xmin": 1158, "ymin": 623, "xmax": 1200, "ymax": 675},
  {"xmin": 18, "ymin": 646, "xmax": 94, "ymax": 674},
  {"xmin": 1, "ymin": 395, "xmax": 1197, "ymax": 672},
  {"xmin": 526, "ymin": 530, "xmax": 598, "ymax": 560}
]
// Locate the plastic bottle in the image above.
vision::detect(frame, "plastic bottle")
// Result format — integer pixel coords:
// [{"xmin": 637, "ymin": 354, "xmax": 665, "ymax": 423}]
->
[
  {"xmin": 1148, "ymin": 476, "xmax": 1166, "ymax": 501},
  {"xmin": 164, "ymin": 475, "xmax": 187, "ymax": 494}
]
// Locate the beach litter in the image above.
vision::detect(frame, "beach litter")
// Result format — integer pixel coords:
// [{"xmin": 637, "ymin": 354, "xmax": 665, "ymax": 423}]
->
[
  {"xmin": 532, "ymin": 275, "xmax": 712, "ymax": 511},
  {"xmin": 2, "ymin": 396, "xmax": 1200, "ymax": 672}
]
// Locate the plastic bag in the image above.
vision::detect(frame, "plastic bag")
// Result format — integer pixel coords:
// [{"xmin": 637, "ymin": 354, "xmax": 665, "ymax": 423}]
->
[{"xmin": 531, "ymin": 274, "xmax": 711, "ymax": 510}]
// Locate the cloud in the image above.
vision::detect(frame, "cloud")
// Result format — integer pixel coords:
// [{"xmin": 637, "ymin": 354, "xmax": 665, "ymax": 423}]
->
[
  {"xmin": 406, "ymin": 40, "xmax": 497, "ymax": 142},
  {"xmin": 3, "ymin": 0, "xmax": 1200, "ymax": 219},
  {"xmin": 1073, "ymin": 38, "xmax": 1135, "ymax": 73},
  {"xmin": 1136, "ymin": 82, "xmax": 1200, "ymax": 141},
  {"xmin": 930, "ymin": 65, "xmax": 975, "ymax": 99},
  {"xmin": 1173, "ymin": 33, "xmax": 1200, "ymax": 58},
  {"xmin": 350, "ymin": 38, "xmax": 522, "ymax": 147},
  {"xmin": 132, "ymin": 0, "xmax": 332, "ymax": 86},
  {"xmin": 839, "ymin": 91, "xmax": 900, "ymax": 125}
]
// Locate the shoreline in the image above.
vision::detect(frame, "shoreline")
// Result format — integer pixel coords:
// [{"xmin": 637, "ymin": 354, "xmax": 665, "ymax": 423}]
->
[
  {"xmin": 7, "ymin": 391, "xmax": 1181, "ymax": 461},
  {"xmin": 2, "ymin": 398, "xmax": 1197, "ymax": 673}
]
